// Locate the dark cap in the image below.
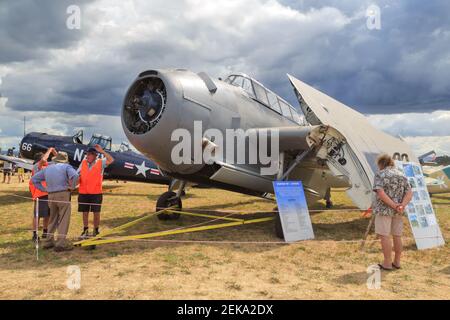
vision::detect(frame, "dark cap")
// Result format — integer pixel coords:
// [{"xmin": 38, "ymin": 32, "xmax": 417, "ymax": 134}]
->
[{"xmin": 86, "ymin": 147, "xmax": 98, "ymax": 154}]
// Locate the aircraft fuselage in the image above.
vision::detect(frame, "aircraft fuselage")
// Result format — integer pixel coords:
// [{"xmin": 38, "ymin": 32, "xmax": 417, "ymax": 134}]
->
[{"xmin": 20, "ymin": 132, "xmax": 170, "ymax": 185}]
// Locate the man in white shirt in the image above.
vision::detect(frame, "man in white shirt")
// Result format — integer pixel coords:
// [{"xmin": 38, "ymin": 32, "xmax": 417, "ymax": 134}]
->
[{"xmin": 2, "ymin": 161, "xmax": 13, "ymax": 184}]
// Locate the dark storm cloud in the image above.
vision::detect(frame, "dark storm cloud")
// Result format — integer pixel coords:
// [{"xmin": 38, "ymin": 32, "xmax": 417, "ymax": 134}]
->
[
  {"xmin": 261, "ymin": 0, "xmax": 450, "ymax": 113},
  {"xmin": 0, "ymin": 0, "xmax": 93, "ymax": 63},
  {"xmin": 0, "ymin": 0, "xmax": 449, "ymax": 118},
  {"xmin": 1, "ymin": 60, "xmax": 136, "ymax": 115}
]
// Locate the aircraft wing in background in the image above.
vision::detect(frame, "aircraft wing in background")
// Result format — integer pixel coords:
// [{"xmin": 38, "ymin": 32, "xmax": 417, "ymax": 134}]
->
[
  {"xmin": 0, "ymin": 154, "xmax": 34, "ymax": 171},
  {"xmin": 426, "ymin": 165, "xmax": 450, "ymax": 194}
]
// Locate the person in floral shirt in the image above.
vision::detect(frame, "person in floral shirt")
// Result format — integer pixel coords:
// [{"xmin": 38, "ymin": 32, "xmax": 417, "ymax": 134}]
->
[{"xmin": 372, "ymin": 154, "xmax": 412, "ymax": 271}]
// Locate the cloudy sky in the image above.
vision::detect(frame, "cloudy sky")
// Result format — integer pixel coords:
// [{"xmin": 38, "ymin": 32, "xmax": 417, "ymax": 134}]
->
[{"xmin": 0, "ymin": 0, "xmax": 449, "ymax": 155}]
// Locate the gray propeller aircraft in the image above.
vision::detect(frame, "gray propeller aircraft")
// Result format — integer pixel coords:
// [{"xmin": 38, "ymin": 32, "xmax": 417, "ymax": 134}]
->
[{"xmin": 121, "ymin": 69, "xmax": 417, "ymax": 232}]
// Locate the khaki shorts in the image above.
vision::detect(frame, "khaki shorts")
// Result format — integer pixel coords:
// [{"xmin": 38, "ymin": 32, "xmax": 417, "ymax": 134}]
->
[{"xmin": 375, "ymin": 215, "xmax": 403, "ymax": 236}]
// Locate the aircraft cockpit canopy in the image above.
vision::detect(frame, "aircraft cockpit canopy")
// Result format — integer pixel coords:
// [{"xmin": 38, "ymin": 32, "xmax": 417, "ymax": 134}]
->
[
  {"xmin": 72, "ymin": 130, "xmax": 84, "ymax": 144},
  {"xmin": 224, "ymin": 74, "xmax": 305, "ymax": 125},
  {"xmin": 88, "ymin": 133, "xmax": 112, "ymax": 151},
  {"xmin": 117, "ymin": 142, "xmax": 131, "ymax": 153}
]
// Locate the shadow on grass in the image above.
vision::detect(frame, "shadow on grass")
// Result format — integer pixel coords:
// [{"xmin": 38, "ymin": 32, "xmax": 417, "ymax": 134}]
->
[
  {"xmin": 402, "ymin": 243, "xmax": 418, "ymax": 251},
  {"xmin": 313, "ymin": 219, "xmax": 370, "ymax": 241},
  {"xmin": 0, "ymin": 190, "xmax": 33, "ymax": 206},
  {"xmin": 100, "ymin": 192, "xmax": 199, "ymax": 201},
  {"xmin": 0, "ymin": 189, "xmax": 174, "ymax": 208},
  {"xmin": 336, "ymin": 267, "xmax": 397, "ymax": 286},
  {"xmin": 335, "ymin": 271, "xmax": 369, "ymax": 286},
  {"xmin": 2, "ymin": 226, "xmax": 32, "ymax": 235},
  {"xmin": 431, "ymin": 193, "xmax": 450, "ymax": 199},
  {"xmin": 0, "ymin": 212, "xmax": 378, "ymax": 272},
  {"xmin": 100, "ymin": 213, "xmax": 154, "ymax": 229},
  {"xmin": 100, "ymin": 184, "xmax": 123, "ymax": 192},
  {"xmin": 309, "ymin": 202, "xmax": 359, "ymax": 211},
  {"xmin": 0, "ymin": 212, "xmax": 276, "ymax": 271},
  {"xmin": 192, "ymin": 198, "xmax": 272, "ymax": 212},
  {"xmin": 440, "ymin": 265, "xmax": 450, "ymax": 275}
]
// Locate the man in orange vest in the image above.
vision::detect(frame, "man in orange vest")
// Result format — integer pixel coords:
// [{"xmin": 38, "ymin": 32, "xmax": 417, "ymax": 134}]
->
[
  {"xmin": 30, "ymin": 147, "xmax": 57, "ymax": 242},
  {"xmin": 78, "ymin": 144, "xmax": 114, "ymax": 239}
]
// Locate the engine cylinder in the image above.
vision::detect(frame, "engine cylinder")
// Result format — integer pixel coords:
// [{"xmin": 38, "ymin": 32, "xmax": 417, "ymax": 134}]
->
[{"xmin": 123, "ymin": 77, "xmax": 167, "ymax": 135}]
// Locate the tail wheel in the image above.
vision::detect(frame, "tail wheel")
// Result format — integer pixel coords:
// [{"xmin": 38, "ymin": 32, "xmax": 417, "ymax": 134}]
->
[{"xmin": 156, "ymin": 191, "xmax": 182, "ymax": 220}]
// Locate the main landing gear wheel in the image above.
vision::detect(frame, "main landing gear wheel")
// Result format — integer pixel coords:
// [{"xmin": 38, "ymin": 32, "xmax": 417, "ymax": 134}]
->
[
  {"xmin": 273, "ymin": 207, "xmax": 284, "ymax": 240},
  {"xmin": 156, "ymin": 191, "xmax": 182, "ymax": 220}
]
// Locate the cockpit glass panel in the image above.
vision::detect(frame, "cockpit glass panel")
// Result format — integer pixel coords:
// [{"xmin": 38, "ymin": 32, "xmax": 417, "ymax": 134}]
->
[
  {"xmin": 88, "ymin": 135, "xmax": 112, "ymax": 150},
  {"xmin": 105, "ymin": 138, "xmax": 112, "ymax": 151},
  {"xmin": 72, "ymin": 130, "xmax": 83, "ymax": 144},
  {"xmin": 225, "ymin": 74, "xmax": 300, "ymax": 123},
  {"xmin": 225, "ymin": 75, "xmax": 235, "ymax": 84},
  {"xmin": 253, "ymin": 81, "xmax": 269, "ymax": 105},
  {"xmin": 231, "ymin": 76, "xmax": 243, "ymax": 87},
  {"xmin": 279, "ymin": 100, "xmax": 293, "ymax": 119},
  {"xmin": 118, "ymin": 142, "xmax": 131, "ymax": 152},
  {"xmin": 241, "ymin": 78, "xmax": 256, "ymax": 99},
  {"xmin": 267, "ymin": 91, "xmax": 281, "ymax": 113}
]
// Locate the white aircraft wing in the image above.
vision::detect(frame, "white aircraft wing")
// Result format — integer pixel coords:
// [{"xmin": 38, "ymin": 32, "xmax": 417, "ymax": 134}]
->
[
  {"xmin": 287, "ymin": 74, "xmax": 418, "ymax": 209},
  {"xmin": 426, "ymin": 165, "xmax": 450, "ymax": 194},
  {"xmin": 0, "ymin": 154, "xmax": 34, "ymax": 171}
]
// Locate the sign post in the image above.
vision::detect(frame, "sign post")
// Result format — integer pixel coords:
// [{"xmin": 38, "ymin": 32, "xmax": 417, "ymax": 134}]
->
[
  {"xmin": 273, "ymin": 181, "xmax": 314, "ymax": 242},
  {"xmin": 395, "ymin": 161, "xmax": 445, "ymax": 250}
]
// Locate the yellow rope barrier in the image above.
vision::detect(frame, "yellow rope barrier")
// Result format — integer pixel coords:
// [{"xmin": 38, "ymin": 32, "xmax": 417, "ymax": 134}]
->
[
  {"xmin": 6, "ymin": 193, "xmax": 447, "ymax": 249},
  {"xmin": 78, "ymin": 217, "xmax": 274, "ymax": 247}
]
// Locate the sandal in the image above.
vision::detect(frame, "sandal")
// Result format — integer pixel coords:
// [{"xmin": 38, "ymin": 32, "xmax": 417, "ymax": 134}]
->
[
  {"xmin": 392, "ymin": 263, "xmax": 401, "ymax": 270},
  {"xmin": 378, "ymin": 263, "xmax": 393, "ymax": 271}
]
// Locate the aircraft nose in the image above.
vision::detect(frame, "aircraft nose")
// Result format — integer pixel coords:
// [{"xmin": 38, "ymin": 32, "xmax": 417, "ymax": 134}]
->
[
  {"xmin": 19, "ymin": 134, "xmax": 32, "ymax": 158},
  {"xmin": 123, "ymin": 76, "xmax": 167, "ymax": 135}
]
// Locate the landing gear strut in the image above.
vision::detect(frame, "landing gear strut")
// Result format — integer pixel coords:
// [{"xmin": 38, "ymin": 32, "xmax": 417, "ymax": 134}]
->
[{"xmin": 324, "ymin": 187, "xmax": 333, "ymax": 209}]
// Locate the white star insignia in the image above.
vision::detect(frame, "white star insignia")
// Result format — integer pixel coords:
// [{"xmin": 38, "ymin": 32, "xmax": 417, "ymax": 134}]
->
[
  {"xmin": 437, "ymin": 175, "xmax": 448, "ymax": 189},
  {"xmin": 135, "ymin": 161, "xmax": 149, "ymax": 177}
]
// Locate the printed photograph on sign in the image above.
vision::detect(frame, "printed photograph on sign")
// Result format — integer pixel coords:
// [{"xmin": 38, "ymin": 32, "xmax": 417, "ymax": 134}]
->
[
  {"xmin": 413, "ymin": 165, "xmax": 422, "ymax": 176},
  {"xmin": 416, "ymin": 205, "xmax": 425, "ymax": 216},
  {"xmin": 425, "ymin": 204, "xmax": 433, "ymax": 215},
  {"xmin": 417, "ymin": 177, "xmax": 425, "ymax": 188},
  {"xmin": 420, "ymin": 190, "xmax": 429, "ymax": 201},
  {"xmin": 419, "ymin": 216, "xmax": 429, "ymax": 228},
  {"xmin": 407, "ymin": 203, "xmax": 416, "ymax": 214},
  {"xmin": 403, "ymin": 164, "xmax": 415, "ymax": 177},
  {"xmin": 409, "ymin": 214, "xmax": 420, "ymax": 228},
  {"xmin": 426, "ymin": 215, "xmax": 437, "ymax": 226},
  {"xmin": 408, "ymin": 178, "xmax": 417, "ymax": 189}
]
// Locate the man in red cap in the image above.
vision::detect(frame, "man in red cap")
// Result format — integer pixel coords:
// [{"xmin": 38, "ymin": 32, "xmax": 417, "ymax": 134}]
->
[{"xmin": 77, "ymin": 144, "xmax": 114, "ymax": 239}]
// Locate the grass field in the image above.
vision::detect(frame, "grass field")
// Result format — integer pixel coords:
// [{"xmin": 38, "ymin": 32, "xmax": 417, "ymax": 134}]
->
[{"xmin": 0, "ymin": 178, "xmax": 448, "ymax": 299}]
